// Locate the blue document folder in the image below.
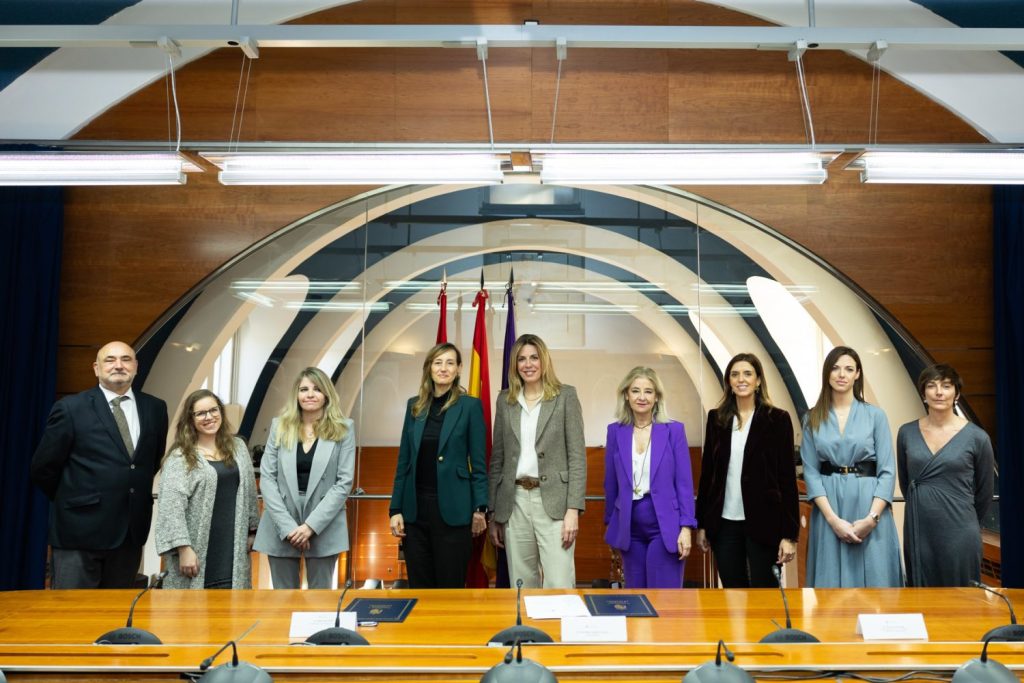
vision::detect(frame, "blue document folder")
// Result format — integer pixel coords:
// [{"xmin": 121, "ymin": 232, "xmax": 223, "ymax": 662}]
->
[
  {"xmin": 584, "ymin": 593, "xmax": 658, "ymax": 617},
  {"xmin": 343, "ymin": 597, "xmax": 417, "ymax": 622}
]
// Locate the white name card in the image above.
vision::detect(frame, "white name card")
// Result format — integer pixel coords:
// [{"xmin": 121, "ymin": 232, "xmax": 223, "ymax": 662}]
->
[
  {"xmin": 289, "ymin": 611, "xmax": 358, "ymax": 639},
  {"xmin": 856, "ymin": 613, "xmax": 928, "ymax": 641},
  {"xmin": 560, "ymin": 616, "xmax": 628, "ymax": 643}
]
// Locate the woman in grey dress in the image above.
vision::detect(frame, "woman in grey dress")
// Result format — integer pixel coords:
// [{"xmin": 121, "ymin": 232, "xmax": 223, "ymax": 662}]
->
[
  {"xmin": 897, "ymin": 364, "xmax": 994, "ymax": 587},
  {"xmin": 156, "ymin": 390, "xmax": 259, "ymax": 589},
  {"xmin": 800, "ymin": 346, "xmax": 903, "ymax": 587}
]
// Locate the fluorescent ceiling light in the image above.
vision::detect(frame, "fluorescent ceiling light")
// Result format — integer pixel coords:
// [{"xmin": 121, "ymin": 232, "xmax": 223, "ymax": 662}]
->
[
  {"xmin": 0, "ymin": 152, "xmax": 199, "ymax": 186},
  {"xmin": 284, "ymin": 301, "xmax": 391, "ymax": 312},
  {"xmin": 851, "ymin": 151, "xmax": 1024, "ymax": 184},
  {"xmin": 204, "ymin": 152, "xmax": 504, "ymax": 185},
  {"xmin": 538, "ymin": 151, "xmax": 833, "ymax": 185}
]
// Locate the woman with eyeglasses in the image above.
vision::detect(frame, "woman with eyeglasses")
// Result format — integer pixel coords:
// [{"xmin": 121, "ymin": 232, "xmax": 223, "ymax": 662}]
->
[
  {"xmin": 155, "ymin": 390, "xmax": 259, "ymax": 589},
  {"xmin": 253, "ymin": 367, "xmax": 355, "ymax": 589}
]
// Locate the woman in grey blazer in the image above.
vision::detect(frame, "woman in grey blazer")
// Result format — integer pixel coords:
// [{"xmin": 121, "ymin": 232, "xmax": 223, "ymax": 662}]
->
[
  {"xmin": 253, "ymin": 367, "xmax": 355, "ymax": 589},
  {"xmin": 488, "ymin": 334, "xmax": 586, "ymax": 588}
]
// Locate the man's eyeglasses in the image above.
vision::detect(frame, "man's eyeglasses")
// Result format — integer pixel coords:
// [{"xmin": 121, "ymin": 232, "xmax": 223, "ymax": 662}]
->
[{"xmin": 193, "ymin": 407, "xmax": 221, "ymax": 419}]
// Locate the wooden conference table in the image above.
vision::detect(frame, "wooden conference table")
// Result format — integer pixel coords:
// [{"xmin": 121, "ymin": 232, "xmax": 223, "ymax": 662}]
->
[{"xmin": 0, "ymin": 587, "xmax": 1022, "ymax": 682}]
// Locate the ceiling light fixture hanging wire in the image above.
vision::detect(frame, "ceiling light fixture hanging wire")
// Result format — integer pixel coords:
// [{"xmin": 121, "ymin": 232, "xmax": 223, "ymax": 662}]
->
[
  {"xmin": 229, "ymin": 53, "xmax": 255, "ymax": 151},
  {"xmin": 550, "ymin": 39, "xmax": 566, "ymax": 144},
  {"xmin": 477, "ymin": 40, "xmax": 495, "ymax": 148},
  {"xmin": 794, "ymin": 53, "xmax": 816, "ymax": 147},
  {"xmin": 166, "ymin": 52, "xmax": 182, "ymax": 152},
  {"xmin": 869, "ymin": 61, "xmax": 881, "ymax": 145}
]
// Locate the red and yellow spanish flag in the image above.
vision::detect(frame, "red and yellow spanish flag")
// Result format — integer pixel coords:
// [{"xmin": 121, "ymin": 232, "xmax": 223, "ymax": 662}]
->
[{"xmin": 465, "ymin": 284, "xmax": 491, "ymax": 587}]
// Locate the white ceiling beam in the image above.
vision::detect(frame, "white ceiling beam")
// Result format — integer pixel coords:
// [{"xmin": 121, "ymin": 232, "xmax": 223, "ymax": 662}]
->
[{"xmin": 1, "ymin": 24, "xmax": 1024, "ymax": 52}]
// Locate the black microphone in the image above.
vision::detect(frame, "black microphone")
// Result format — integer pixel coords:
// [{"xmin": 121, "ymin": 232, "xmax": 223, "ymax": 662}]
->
[
  {"xmin": 972, "ymin": 581, "xmax": 1024, "ymax": 642},
  {"xmin": 759, "ymin": 564, "xmax": 819, "ymax": 644},
  {"xmin": 480, "ymin": 638, "xmax": 557, "ymax": 683},
  {"xmin": 305, "ymin": 579, "xmax": 369, "ymax": 646},
  {"xmin": 952, "ymin": 635, "xmax": 1019, "ymax": 683},
  {"xmin": 487, "ymin": 578, "xmax": 553, "ymax": 645},
  {"xmin": 95, "ymin": 570, "xmax": 169, "ymax": 645},
  {"xmin": 684, "ymin": 640, "xmax": 754, "ymax": 683},
  {"xmin": 197, "ymin": 623, "xmax": 270, "ymax": 683}
]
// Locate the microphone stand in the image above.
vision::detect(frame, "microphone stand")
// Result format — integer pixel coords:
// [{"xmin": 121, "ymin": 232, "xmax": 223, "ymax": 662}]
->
[
  {"xmin": 684, "ymin": 640, "xmax": 755, "ymax": 683},
  {"xmin": 487, "ymin": 579, "xmax": 553, "ymax": 645},
  {"xmin": 95, "ymin": 571, "xmax": 168, "ymax": 645},
  {"xmin": 972, "ymin": 581, "xmax": 1024, "ymax": 642},
  {"xmin": 759, "ymin": 564, "xmax": 819, "ymax": 644},
  {"xmin": 952, "ymin": 635, "xmax": 1019, "ymax": 683},
  {"xmin": 305, "ymin": 580, "xmax": 369, "ymax": 645},
  {"xmin": 479, "ymin": 639, "xmax": 558, "ymax": 683},
  {"xmin": 197, "ymin": 624, "xmax": 271, "ymax": 683}
]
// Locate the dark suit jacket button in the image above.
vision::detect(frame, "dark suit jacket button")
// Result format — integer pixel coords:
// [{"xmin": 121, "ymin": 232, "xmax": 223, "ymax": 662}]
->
[
  {"xmin": 130, "ymin": 464, "xmax": 135, "ymax": 470},
  {"xmin": 129, "ymin": 488, "xmax": 135, "ymax": 494},
  {"xmin": 438, "ymin": 456, "xmax": 444, "ymax": 462}
]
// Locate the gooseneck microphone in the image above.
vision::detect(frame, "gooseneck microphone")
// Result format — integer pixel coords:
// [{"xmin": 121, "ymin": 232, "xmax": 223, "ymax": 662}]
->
[
  {"xmin": 487, "ymin": 579, "xmax": 554, "ymax": 646},
  {"xmin": 758, "ymin": 564, "xmax": 819, "ymax": 644},
  {"xmin": 305, "ymin": 580, "xmax": 369, "ymax": 646},
  {"xmin": 197, "ymin": 623, "xmax": 270, "ymax": 683},
  {"xmin": 95, "ymin": 570, "xmax": 169, "ymax": 645},
  {"xmin": 480, "ymin": 639, "xmax": 558, "ymax": 683},
  {"xmin": 972, "ymin": 581, "xmax": 1024, "ymax": 642},
  {"xmin": 952, "ymin": 635, "xmax": 1019, "ymax": 683},
  {"xmin": 684, "ymin": 640, "xmax": 755, "ymax": 683}
]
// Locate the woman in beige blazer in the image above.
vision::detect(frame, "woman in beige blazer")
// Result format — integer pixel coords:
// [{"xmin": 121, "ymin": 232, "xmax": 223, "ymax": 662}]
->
[{"xmin": 488, "ymin": 334, "xmax": 586, "ymax": 588}]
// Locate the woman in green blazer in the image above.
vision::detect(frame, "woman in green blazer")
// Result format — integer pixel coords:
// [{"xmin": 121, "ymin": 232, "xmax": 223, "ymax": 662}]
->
[{"xmin": 389, "ymin": 343, "xmax": 489, "ymax": 588}]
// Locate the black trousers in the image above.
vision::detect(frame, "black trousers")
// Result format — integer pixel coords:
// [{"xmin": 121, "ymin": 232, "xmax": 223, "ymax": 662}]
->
[
  {"xmin": 403, "ymin": 491, "xmax": 472, "ymax": 588},
  {"xmin": 710, "ymin": 519, "xmax": 778, "ymax": 588}
]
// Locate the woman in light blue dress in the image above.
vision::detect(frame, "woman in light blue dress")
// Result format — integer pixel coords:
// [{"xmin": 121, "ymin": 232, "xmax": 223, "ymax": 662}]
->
[{"xmin": 800, "ymin": 346, "xmax": 903, "ymax": 587}]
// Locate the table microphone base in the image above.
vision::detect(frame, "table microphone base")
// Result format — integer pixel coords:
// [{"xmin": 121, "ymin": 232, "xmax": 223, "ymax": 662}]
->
[
  {"xmin": 305, "ymin": 627, "xmax": 369, "ymax": 646},
  {"xmin": 95, "ymin": 627, "xmax": 162, "ymax": 645},
  {"xmin": 980, "ymin": 624, "xmax": 1024, "ymax": 642},
  {"xmin": 759, "ymin": 628, "xmax": 820, "ymax": 644},
  {"xmin": 488, "ymin": 625, "xmax": 553, "ymax": 646}
]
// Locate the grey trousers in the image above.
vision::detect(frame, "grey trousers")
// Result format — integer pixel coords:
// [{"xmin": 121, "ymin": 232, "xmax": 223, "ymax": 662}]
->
[
  {"xmin": 52, "ymin": 545, "xmax": 142, "ymax": 589},
  {"xmin": 267, "ymin": 555, "xmax": 338, "ymax": 589}
]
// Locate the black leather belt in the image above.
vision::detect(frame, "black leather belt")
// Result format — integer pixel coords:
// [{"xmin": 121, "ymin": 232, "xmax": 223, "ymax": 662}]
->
[
  {"xmin": 819, "ymin": 461, "xmax": 877, "ymax": 477},
  {"xmin": 515, "ymin": 477, "xmax": 541, "ymax": 490}
]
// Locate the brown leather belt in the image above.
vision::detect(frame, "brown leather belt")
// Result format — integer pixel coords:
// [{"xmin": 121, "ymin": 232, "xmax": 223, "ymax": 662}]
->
[{"xmin": 515, "ymin": 477, "xmax": 541, "ymax": 490}]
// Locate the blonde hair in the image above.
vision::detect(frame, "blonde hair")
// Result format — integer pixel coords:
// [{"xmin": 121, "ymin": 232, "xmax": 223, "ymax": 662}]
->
[
  {"xmin": 165, "ymin": 389, "xmax": 236, "ymax": 471},
  {"xmin": 615, "ymin": 366, "xmax": 671, "ymax": 424},
  {"xmin": 806, "ymin": 346, "xmax": 865, "ymax": 433},
  {"xmin": 411, "ymin": 343, "xmax": 466, "ymax": 418},
  {"xmin": 505, "ymin": 334, "xmax": 562, "ymax": 405},
  {"xmin": 274, "ymin": 367, "xmax": 349, "ymax": 449}
]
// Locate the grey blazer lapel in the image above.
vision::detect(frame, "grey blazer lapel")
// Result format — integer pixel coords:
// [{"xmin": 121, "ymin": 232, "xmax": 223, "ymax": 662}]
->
[
  {"xmin": 281, "ymin": 439, "xmax": 301, "ymax": 513},
  {"xmin": 507, "ymin": 399, "xmax": 522, "ymax": 448},
  {"xmin": 304, "ymin": 438, "xmax": 335, "ymax": 510},
  {"xmin": 534, "ymin": 394, "xmax": 556, "ymax": 442}
]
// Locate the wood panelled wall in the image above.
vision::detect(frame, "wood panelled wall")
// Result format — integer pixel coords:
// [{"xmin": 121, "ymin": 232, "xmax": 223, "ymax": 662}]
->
[{"xmin": 61, "ymin": 0, "xmax": 993, "ymax": 433}]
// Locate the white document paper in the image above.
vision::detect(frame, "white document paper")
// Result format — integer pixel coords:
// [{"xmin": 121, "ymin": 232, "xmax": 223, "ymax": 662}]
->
[
  {"xmin": 856, "ymin": 613, "xmax": 928, "ymax": 641},
  {"xmin": 561, "ymin": 616, "xmax": 628, "ymax": 643},
  {"xmin": 523, "ymin": 595, "xmax": 590, "ymax": 620},
  {"xmin": 289, "ymin": 611, "xmax": 358, "ymax": 639}
]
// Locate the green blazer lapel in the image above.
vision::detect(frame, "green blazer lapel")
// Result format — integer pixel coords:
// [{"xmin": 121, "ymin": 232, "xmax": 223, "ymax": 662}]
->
[
  {"xmin": 437, "ymin": 397, "xmax": 464, "ymax": 454},
  {"xmin": 535, "ymin": 394, "xmax": 556, "ymax": 441},
  {"xmin": 412, "ymin": 407, "xmax": 428, "ymax": 455}
]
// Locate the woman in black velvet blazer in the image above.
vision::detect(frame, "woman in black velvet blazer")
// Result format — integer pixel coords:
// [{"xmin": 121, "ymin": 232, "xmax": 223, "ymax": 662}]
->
[{"xmin": 695, "ymin": 353, "xmax": 800, "ymax": 588}]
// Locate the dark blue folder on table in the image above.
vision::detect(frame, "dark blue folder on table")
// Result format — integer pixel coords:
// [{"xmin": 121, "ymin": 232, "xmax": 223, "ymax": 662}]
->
[
  {"xmin": 343, "ymin": 598, "xmax": 417, "ymax": 622},
  {"xmin": 584, "ymin": 594, "xmax": 658, "ymax": 617}
]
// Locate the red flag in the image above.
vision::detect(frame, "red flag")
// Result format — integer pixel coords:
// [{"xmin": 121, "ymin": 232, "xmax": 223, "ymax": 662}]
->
[
  {"xmin": 465, "ymin": 285, "xmax": 491, "ymax": 587},
  {"xmin": 435, "ymin": 280, "xmax": 448, "ymax": 344}
]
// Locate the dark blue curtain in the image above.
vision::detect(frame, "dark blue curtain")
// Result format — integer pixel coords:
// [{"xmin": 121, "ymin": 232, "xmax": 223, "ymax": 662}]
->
[
  {"xmin": 994, "ymin": 185, "xmax": 1024, "ymax": 588},
  {"xmin": 0, "ymin": 187, "xmax": 62, "ymax": 590}
]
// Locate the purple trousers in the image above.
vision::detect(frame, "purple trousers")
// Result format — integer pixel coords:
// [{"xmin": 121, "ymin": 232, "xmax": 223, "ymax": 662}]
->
[{"xmin": 621, "ymin": 494, "xmax": 683, "ymax": 588}]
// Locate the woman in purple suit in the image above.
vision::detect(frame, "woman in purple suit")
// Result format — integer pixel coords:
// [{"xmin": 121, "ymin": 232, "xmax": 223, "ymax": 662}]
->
[{"xmin": 603, "ymin": 367, "xmax": 695, "ymax": 588}]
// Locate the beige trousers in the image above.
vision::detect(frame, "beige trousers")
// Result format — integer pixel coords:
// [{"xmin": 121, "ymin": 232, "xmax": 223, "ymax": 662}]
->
[{"xmin": 505, "ymin": 486, "xmax": 576, "ymax": 588}]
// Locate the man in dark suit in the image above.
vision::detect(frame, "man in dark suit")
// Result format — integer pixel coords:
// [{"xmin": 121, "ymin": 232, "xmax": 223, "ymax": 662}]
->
[{"xmin": 31, "ymin": 341, "xmax": 168, "ymax": 588}]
